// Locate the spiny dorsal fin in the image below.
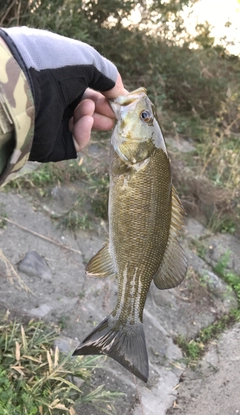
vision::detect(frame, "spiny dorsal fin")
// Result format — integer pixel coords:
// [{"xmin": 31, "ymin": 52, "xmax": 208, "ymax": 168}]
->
[
  {"xmin": 86, "ymin": 242, "xmax": 116, "ymax": 278},
  {"xmin": 154, "ymin": 186, "xmax": 187, "ymax": 289}
]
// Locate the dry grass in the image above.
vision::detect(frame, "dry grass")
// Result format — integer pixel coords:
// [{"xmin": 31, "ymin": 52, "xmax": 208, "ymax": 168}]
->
[
  {"xmin": 0, "ymin": 313, "xmax": 122, "ymax": 414},
  {"xmin": 0, "ymin": 249, "xmax": 30, "ymax": 292}
]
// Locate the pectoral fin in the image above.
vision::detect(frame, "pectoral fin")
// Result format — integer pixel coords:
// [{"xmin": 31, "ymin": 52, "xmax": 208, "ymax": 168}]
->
[
  {"xmin": 86, "ymin": 242, "xmax": 116, "ymax": 278},
  {"xmin": 154, "ymin": 186, "xmax": 188, "ymax": 289}
]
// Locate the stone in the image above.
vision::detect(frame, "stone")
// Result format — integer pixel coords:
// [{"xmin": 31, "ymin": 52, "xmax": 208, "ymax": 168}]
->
[
  {"xmin": 54, "ymin": 335, "xmax": 79, "ymax": 354},
  {"xmin": 18, "ymin": 250, "xmax": 52, "ymax": 280},
  {"xmin": 167, "ymin": 323, "xmax": 240, "ymax": 415},
  {"xmin": 185, "ymin": 218, "xmax": 207, "ymax": 238},
  {"xmin": 166, "ymin": 137, "xmax": 196, "ymax": 153},
  {"xmin": 54, "ymin": 336, "xmax": 84, "ymax": 388},
  {"xmin": 198, "ymin": 268, "xmax": 238, "ymax": 309},
  {"xmin": 202, "ymin": 233, "xmax": 240, "ymax": 275},
  {"xmin": 28, "ymin": 304, "xmax": 52, "ymax": 318}
]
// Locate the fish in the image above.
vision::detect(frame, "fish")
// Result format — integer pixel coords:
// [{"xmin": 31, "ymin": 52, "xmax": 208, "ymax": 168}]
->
[{"xmin": 73, "ymin": 87, "xmax": 187, "ymax": 382}]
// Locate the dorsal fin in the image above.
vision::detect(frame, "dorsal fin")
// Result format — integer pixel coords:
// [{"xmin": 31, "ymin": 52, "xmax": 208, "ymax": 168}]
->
[
  {"xmin": 86, "ymin": 242, "xmax": 116, "ymax": 278},
  {"xmin": 154, "ymin": 186, "xmax": 187, "ymax": 289}
]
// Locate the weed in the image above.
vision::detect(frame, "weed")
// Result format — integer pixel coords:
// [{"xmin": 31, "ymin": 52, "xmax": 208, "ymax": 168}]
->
[
  {"xmin": 229, "ymin": 308, "xmax": 240, "ymax": 321},
  {"xmin": 213, "ymin": 251, "xmax": 231, "ymax": 277},
  {"xmin": 189, "ymin": 239, "xmax": 206, "ymax": 259},
  {"xmin": 224, "ymin": 272, "xmax": 240, "ymax": 302},
  {"xmin": 58, "ymin": 315, "xmax": 70, "ymax": 329},
  {"xmin": 4, "ymin": 164, "xmax": 62, "ymax": 191},
  {"xmin": 213, "ymin": 252, "xmax": 240, "ymax": 302},
  {"xmin": 208, "ymin": 215, "xmax": 236, "ymax": 234},
  {"xmin": 58, "ymin": 211, "xmax": 91, "ymax": 231},
  {"xmin": 89, "ymin": 173, "xmax": 109, "ymax": 220},
  {"xmin": 0, "ymin": 203, "xmax": 7, "ymax": 229},
  {"xmin": 176, "ymin": 251, "xmax": 240, "ymax": 366},
  {"xmin": 176, "ymin": 336, "xmax": 203, "ymax": 361},
  {"xmin": 198, "ymin": 273, "xmax": 209, "ymax": 288},
  {"xmin": 199, "ymin": 316, "xmax": 229, "ymax": 343},
  {"xmin": 0, "ymin": 313, "xmax": 122, "ymax": 414},
  {"xmin": 4, "ymin": 161, "xmax": 85, "ymax": 194},
  {"xmin": 176, "ymin": 312, "xmax": 239, "ymax": 366}
]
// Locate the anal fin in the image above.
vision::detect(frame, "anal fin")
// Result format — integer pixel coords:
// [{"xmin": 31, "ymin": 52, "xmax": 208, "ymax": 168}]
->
[{"xmin": 86, "ymin": 242, "xmax": 116, "ymax": 278}]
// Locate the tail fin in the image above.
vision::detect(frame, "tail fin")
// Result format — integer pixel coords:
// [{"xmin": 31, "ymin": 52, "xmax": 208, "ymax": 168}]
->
[{"xmin": 73, "ymin": 315, "xmax": 149, "ymax": 382}]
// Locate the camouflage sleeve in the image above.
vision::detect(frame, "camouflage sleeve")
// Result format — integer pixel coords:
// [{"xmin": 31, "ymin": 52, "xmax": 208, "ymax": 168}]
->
[{"xmin": 0, "ymin": 39, "xmax": 34, "ymax": 186}]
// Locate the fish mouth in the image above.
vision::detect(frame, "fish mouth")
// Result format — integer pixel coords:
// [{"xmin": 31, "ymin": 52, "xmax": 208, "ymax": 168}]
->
[{"xmin": 110, "ymin": 87, "xmax": 147, "ymax": 119}]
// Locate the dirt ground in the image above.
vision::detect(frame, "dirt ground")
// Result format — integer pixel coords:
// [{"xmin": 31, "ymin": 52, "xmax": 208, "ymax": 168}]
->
[
  {"xmin": 0, "ymin": 140, "xmax": 239, "ymax": 415},
  {"xmin": 167, "ymin": 323, "xmax": 240, "ymax": 415}
]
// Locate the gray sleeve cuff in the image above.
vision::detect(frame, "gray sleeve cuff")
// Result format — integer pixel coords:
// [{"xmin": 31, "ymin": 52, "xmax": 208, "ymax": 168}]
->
[{"xmin": 3, "ymin": 26, "xmax": 118, "ymax": 84}]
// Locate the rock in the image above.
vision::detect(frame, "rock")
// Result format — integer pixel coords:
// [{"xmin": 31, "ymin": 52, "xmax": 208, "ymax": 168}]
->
[
  {"xmin": 1, "ymin": 188, "xmax": 240, "ymax": 415},
  {"xmin": 167, "ymin": 323, "xmax": 240, "ymax": 415},
  {"xmin": 198, "ymin": 268, "xmax": 238, "ymax": 308},
  {"xmin": 6, "ymin": 161, "xmax": 40, "ymax": 183},
  {"xmin": 150, "ymin": 245, "xmax": 237, "ymax": 340},
  {"xmin": 18, "ymin": 251, "xmax": 52, "ymax": 281},
  {"xmin": 185, "ymin": 218, "xmax": 207, "ymax": 239},
  {"xmin": 28, "ymin": 304, "xmax": 52, "ymax": 318},
  {"xmin": 54, "ymin": 335, "xmax": 79, "ymax": 354},
  {"xmin": 54, "ymin": 336, "xmax": 84, "ymax": 388},
  {"xmin": 166, "ymin": 137, "xmax": 196, "ymax": 153},
  {"xmin": 202, "ymin": 233, "xmax": 240, "ymax": 275}
]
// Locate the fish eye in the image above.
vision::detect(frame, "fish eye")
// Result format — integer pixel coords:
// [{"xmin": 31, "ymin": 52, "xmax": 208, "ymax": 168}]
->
[{"xmin": 140, "ymin": 110, "xmax": 152, "ymax": 122}]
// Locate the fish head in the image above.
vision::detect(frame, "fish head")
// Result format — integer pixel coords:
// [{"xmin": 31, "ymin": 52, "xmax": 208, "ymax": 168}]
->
[{"xmin": 110, "ymin": 87, "xmax": 167, "ymax": 164}]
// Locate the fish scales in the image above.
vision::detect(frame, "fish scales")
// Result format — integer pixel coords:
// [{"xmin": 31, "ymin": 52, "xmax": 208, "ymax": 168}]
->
[
  {"xmin": 73, "ymin": 88, "xmax": 187, "ymax": 382},
  {"xmin": 110, "ymin": 148, "xmax": 171, "ymax": 288}
]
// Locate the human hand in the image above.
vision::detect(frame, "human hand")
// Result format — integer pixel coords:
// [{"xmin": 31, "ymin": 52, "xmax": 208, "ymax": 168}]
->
[
  {"xmin": 1, "ymin": 26, "xmax": 127, "ymax": 162},
  {"xmin": 69, "ymin": 74, "xmax": 128, "ymax": 152}
]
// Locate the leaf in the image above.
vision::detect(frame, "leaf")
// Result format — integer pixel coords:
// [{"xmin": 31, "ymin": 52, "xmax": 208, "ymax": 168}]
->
[
  {"xmin": 11, "ymin": 366, "xmax": 25, "ymax": 376},
  {"xmin": 21, "ymin": 325, "xmax": 27, "ymax": 353},
  {"xmin": 15, "ymin": 341, "xmax": 21, "ymax": 362},
  {"xmin": 47, "ymin": 350, "xmax": 53, "ymax": 373},
  {"xmin": 53, "ymin": 403, "xmax": 69, "ymax": 410},
  {"xmin": 22, "ymin": 355, "xmax": 42, "ymax": 363},
  {"xmin": 54, "ymin": 345, "xmax": 59, "ymax": 368}
]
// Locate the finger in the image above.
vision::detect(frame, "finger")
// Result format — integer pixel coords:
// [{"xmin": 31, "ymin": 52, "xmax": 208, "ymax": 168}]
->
[
  {"xmin": 82, "ymin": 89, "xmax": 115, "ymax": 118},
  {"xmin": 72, "ymin": 115, "xmax": 94, "ymax": 152},
  {"xmin": 92, "ymin": 112, "xmax": 115, "ymax": 131},
  {"xmin": 73, "ymin": 98, "xmax": 95, "ymax": 123},
  {"xmin": 102, "ymin": 73, "xmax": 128, "ymax": 99}
]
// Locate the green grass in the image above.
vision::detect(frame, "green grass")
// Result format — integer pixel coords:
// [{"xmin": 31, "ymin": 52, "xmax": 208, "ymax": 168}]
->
[
  {"xmin": 57, "ymin": 210, "xmax": 91, "ymax": 232},
  {"xmin": 176, "ymin": 310, "xmax": 240, "ymax": 366},
  {"xmin": 4, "ymin": 159, "xmax": 110, "ymax": 231},
  {"xmin": 0, "ymin": 203, "xmax": 7, "ymax": 229},
  {"xmin": 214, "ymin": 252, "xmax": 240, "ymax": 302},
  {"xmin": 207, "ymin": 215, "xmax": 236, "ymax": 234},
  {"xmin": 189, "ymin": 239, "xmax": 207, "ymax": 260},
  {"xmin": 176, "ymin": 251, "xmax": 240, "ymax": 367},
  {"xmin": 4, "ymin": 161, "xmax": 85, "ymax": 193},
  {"xmin": 89, "ymin": 174, "xmax": 109, "ymax": 220},
  {"xmin": 0, "ymin": 314, "xmax": 122, "ymax": 415}
]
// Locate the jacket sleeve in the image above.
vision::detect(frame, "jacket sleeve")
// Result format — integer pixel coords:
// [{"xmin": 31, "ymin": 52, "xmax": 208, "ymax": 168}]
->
[
  {"xmin": 1, "ymin": 27, "xmax": 118, "ymax": 163},
  {"xmin": 0, "ymin": 39, "xmax": 34, "ymax": 186}
]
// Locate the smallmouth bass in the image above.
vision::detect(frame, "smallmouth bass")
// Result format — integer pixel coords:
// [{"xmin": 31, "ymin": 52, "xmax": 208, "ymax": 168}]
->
[{"xmin": 73, "ymin": 88, "xmax": 187, "ymax": 382}]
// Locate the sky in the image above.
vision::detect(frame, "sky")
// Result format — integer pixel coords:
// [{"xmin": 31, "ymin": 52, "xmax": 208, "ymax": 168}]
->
[
  {"xmin": 184, "ymin": 0, "xmax": 240, "ymax": 54},
  {"xmin": 124, "ymin": 0, "xmax": 240, "ymax": 55}
]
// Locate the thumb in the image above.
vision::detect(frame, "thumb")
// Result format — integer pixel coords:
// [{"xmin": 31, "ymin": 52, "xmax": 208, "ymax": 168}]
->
[{"xmin": 102, "ymin": 73, "xmax": 128, "ymax": 99}]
